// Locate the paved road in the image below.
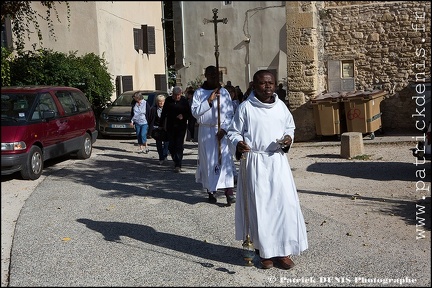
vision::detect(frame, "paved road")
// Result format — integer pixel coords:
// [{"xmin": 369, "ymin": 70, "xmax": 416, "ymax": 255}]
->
[{"xmin": 2, "ymin": 133, "xmax": 431, "ymax": 286}]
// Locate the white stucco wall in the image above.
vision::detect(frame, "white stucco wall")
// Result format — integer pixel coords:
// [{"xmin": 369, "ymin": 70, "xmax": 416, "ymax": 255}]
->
[
  {"xmin": 95, "ymin": 1, "xmax": 166, "ymax": 92},
  {"xmin": 16, "ymin": 1, "xmax": 166, "ymax": 100},
  {"xmin": 175, "ymin": 1, "xmax": 286, "ymax": 91},
  {"xmin": 21, "ymin": 2, "xmax": 100, "ymax": 54}
]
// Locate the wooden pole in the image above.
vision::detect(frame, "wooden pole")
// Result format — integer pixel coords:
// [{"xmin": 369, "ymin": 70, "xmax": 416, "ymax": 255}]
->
[{"xmin": 204, "ymin": 9, "xmax": 227, "ymax": 166}]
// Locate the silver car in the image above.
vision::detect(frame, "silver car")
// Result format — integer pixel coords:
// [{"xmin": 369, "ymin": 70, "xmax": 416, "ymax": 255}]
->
[{"xmin": 98, "ymin": 90, "xmax": 168, "ymax": 137}]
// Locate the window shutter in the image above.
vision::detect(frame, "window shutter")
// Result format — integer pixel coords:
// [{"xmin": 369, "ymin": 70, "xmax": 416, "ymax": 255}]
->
[
  {"xmin": 115, "ymin": 76, "xmax": 121, "ymax": 97},
  {"xmin": 133, "ymin": 28, "xmax": 143, "ymax": 52},
  {"xmin": 155, "ymin": 74, "xmax": 167, "ymax": 91},
  {"xmin": 116, "ymin": 75, "xmax": 133, "ymax": 95},
  {"xmin": 142, "ymin": 25, "xmax": 156, "ymax": 54},
  {"xmin": 1, "ymin": 17, "xmax": 13, "ymax": 49},
  {"xmin": 122, "ymin": 76, "xmax": 133, "ymax": 92}
]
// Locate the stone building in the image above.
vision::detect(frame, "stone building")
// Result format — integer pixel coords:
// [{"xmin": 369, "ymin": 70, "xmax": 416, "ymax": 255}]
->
[
  {"xmin": 173, "ymin": 1, "xmax": 430, "ymax": 141},
  {"xmin": 288, "ymin": 1, "xmax": 431, "ymax": 141}
]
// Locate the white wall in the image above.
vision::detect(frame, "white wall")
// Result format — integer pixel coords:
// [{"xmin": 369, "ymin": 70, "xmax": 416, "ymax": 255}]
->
[
  {"xmin": 175, "ymin": 1, "xmax": 286, "ymax": 91},
  {"xmin": 16, "ymin": 1, "xmax": 166, "ymax": 100}
]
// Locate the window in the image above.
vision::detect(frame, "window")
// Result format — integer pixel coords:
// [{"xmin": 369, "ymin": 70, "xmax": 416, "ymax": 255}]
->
[
  {"xmin": 341, "ymin": 60, "xmax": 354, "ymax": 78},
  {"xmin": 71, "ymin": 91, "xmax": 91, "ymax": 111},
  {"xmin": 1, "ymin": 17, "xmax": 13, "ymax": 48},
  {"xmin": 32, "ymin": 93, "xmax": 58, "ymax": 120},
  {"xmin": 142, "ymin": 25, "xmax": 156, "ymax": 54},
  {"xmin": 133, "ymin": 25, "xmax": 155, "ymax": 54},
  {"xmin": 133, "ymin": 28, "xmax": 143, "ymax": 52},
  {"xmin": 116, "ymin": 75, "xmax": 133, "ymax": 96},
  {"xmin": 327, "ymin": 60, "xmax": 355, "ymax": 92},
  {"xmin": 56, "ymin": 91, "xmax": 78, "ymax": 115},
  {"xmin": 155, "ymin": 74, "xmax": 167, "ymax": 91}
]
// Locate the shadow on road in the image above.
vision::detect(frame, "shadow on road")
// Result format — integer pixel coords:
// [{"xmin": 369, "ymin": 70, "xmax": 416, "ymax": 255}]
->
[
  {"xmin": 76, "ymin": 218, "xmax": 244, "ymax": 268},
  {"xmin": 306, "ymin": 161, "xmax": 426, "ymax": 182}
]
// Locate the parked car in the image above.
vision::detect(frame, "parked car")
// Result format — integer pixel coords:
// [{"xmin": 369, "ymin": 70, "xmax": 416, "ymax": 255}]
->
[
  {"xmin": 412, "ymin": 121, "xmax": 431, "ymax": 161},
  {"xmin": 98, "ymin": 90, "xmax": 169, "ymax": 137},
  {"xmin": 1, "ymin": 86, "xmax": 98, "ymax": 180}
]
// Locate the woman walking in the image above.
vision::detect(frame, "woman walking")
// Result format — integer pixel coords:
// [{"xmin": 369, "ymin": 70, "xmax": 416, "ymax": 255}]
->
[
  {"xmin": 130, "ymin": 94, "xmax": 152, "ymax": 153},
  {"xmin": 150, "ymin": 94, "xmax": 169, "ymax": 164}
]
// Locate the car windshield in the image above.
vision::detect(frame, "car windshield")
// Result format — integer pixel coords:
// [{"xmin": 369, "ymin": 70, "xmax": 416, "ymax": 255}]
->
[
  {"xmin": 112, "ymin": 94, "xmax": 134, "ymax": 106},
  {"xmin": 1, "ymin": 92, "xmax": 37, "ymax": 121}
]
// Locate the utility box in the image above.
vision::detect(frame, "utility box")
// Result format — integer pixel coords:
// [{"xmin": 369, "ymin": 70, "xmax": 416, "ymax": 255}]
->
[
  {"xmin": 341, "ymin": 90, "xmax": 387, "ymax": 139},
  {"xmin": 311, "ymin": 92, "xmax": 342, "ymax": 137}
]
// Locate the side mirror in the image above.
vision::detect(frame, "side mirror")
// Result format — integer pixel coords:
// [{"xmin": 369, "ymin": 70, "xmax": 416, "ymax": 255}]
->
[{"xmin": 42, "ymin": 110, "xmax": 55, "ymax": 119}]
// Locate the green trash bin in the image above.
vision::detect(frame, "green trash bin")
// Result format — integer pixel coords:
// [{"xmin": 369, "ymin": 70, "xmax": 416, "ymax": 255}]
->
[
  {"xmin": 341, "ymin": 90, "xmax": 387, "ymax": 139},
  {"xmin": 311, "ymin": 92, "xmax": 342, "ymax": 137}
]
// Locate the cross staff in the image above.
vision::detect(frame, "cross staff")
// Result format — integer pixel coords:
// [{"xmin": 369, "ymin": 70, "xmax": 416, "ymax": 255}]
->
[
  {"xmin": 204, "ymin": 8, "xmax": 227, "ymax": 165},
  {"xmin": 203, "ymin": 8, "xmax": 228, "ymax": 84}
]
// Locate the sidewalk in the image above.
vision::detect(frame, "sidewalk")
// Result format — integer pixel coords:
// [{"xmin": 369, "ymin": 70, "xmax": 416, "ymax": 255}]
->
[{"xmin": 2, "ymin": 133, "xmax": 430, "ymax": 287}]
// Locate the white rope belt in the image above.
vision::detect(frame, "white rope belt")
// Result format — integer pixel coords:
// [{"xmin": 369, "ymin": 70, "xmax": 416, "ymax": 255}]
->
[
  {"xmin": 249, "ymin": 149, "xmax": 281, "ymax": 155},
  {"xmin": 199, "ymin": 123, "xmax": 218, "ymax": 128}
]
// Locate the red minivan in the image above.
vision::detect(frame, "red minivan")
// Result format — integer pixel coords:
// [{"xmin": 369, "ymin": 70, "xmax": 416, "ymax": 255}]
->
[{"xmin": 1, "ymin": 86, "xmax": 98, "ymax": 180}]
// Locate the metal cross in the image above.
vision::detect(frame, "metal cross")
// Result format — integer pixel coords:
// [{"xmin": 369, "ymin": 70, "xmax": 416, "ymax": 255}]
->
[{"xmin": 203, "ymin": 8, "xmax": 228, "ymax": 84}]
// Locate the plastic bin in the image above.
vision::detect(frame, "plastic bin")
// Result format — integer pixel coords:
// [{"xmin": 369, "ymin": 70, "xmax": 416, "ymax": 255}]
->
[
  {"xmin": 311, "ymin": 92, "xmax": 342, "ymax": 137},
  {"xmin": 341, "ymin": 90, "xmax": 387, "ymax": 139}
]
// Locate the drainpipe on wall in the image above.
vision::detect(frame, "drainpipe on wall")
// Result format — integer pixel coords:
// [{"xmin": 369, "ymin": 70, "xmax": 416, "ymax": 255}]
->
[
  {"xmin": 181, "ymin": 1, "xmax": 187, "ymax": 68},
  {"xmin": 161, "ymin": 1, "xmax": 169, "ymax": 91}
]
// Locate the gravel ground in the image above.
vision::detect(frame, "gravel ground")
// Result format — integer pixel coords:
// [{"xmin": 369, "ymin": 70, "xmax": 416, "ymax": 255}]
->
[{"xmin": 1, "ymin": 135, "xmax": 431, "ymax": 287}]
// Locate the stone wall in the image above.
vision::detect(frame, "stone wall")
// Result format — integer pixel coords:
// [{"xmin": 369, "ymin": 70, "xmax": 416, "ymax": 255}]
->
[
  {"xmin": 288, "ymin": 1, "xmax": 431, "ymax": 141},
  {"xmin": 286, "ymin": 2, "xmax": 321, "ymax": 141}
]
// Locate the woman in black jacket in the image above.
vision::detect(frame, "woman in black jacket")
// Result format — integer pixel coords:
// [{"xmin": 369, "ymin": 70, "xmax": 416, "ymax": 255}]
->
[{"xmin": 150, "ymin": 94, "xmax": 169, "ymax": 164}]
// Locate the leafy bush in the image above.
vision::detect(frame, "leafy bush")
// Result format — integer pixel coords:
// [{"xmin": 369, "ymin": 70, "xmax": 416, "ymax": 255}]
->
[
  {"xmin": 4, "ymin": 48, "xmax": 114, "ymax": 114},
  {"xmin": 187, "ymin": 76, "xmax": 204, "ymax": 90},
  {"xmin": 1, "ymin": 47, "xmax": 13, "ymax": 86}
]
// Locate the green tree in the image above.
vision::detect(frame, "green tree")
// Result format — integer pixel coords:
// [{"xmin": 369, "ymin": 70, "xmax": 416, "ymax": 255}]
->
[
  {"xmin": 187, "ymin": 76, "xmax": 204, "ymax": 90},
  {"xmin": 1, "ymin": 47, "xmax": 13, "ymax": 86},
  {"xmin": 8, "ymin": 48, "xmax": 114, "ymax": 114}
]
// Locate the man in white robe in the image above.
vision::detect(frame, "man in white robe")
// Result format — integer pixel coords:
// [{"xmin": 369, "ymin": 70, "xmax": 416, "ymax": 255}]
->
[
  {"xmin": 191, "ymin": 65, "xmax": 236, "ymax": 205},
  {"xmin": 226, "ymin": 70, "xmax": 308, "ymax": 269}
]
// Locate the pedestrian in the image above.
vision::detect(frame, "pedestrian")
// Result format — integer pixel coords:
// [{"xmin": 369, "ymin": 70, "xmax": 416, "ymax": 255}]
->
[
  {"xmin": 235, "ymin": 85, "xmax": 244, "ymax": 103},
  {"xmin": 149, "ymin": 94, "xmax": 169, "ymax": 165},
  {"xmin": 276, "ymin": 83, "xmax": 288, "ymax": 107},
  {"xmin": 130, "ymin": 93, "xmax": 152, "ymax": 154},
  {"xmin": 225, "ymin": 85, "xmax": 239, "ymax": 114},
  {"xmin": 185, "ymin": 87, "xmax": 197, "ymax": 141},
  {"xmin": 191, "ymin": 65, "xmax": 236, "ymax": 205},
  {"xmin": 243, "ymin": 81, "xmax": 253, "ymax": 101},
  {"xmin": 224, "ymin": 80, "xmax": 233, "ymax": 89},
  {"xmin": 160, "ymin": 86, "xmax": 191, "ymax": 172},
  {"xmin": 226, "ymin": 69, "xmax": 308, "ymax": 269},
  {"xmin": 225, "ymin": 85, "xmax": 240, "ymax": 182}
]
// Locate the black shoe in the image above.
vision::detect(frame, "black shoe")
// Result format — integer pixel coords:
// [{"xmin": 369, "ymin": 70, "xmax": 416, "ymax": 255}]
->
[
  {"xmin": 208, "ymin": 193, "xmax": 217, "ymax": 204},
  {"xmin": 226, "ymin": 195, "xmax": 236, "ymax": 205}
]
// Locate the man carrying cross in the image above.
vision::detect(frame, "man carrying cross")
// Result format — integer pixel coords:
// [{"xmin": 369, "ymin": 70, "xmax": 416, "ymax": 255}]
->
[{"xmin": 191, "ymin": 65, "xmax": 236, "ymax": 205}]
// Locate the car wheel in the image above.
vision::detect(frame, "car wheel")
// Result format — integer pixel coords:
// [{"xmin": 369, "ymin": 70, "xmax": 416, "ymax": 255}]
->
[
  {"xmin": 77, "ymin": 133, "xmax": 92, "ymax": 159},
  {"xmin": 21, "ymin": 146, "xmax": 43, "ymax": 180}
]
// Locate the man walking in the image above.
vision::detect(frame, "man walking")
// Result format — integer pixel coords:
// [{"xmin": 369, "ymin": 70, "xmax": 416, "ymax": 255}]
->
[
  {"xmin": 191, "ymin": 65, "xmax": 236, "ymax": 205},
  {"xmin": 227, "ymin": 70, "xmax": 308, "ymax": 269},
  {"xmin": 160, "ymin": 86, "xmax": 191, "ymax": 172}
]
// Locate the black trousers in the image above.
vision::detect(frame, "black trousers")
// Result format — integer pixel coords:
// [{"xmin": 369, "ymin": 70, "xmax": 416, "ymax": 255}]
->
[{"xmin": 167, "ymin": 127, "xmax": 187, "ymax": 168}]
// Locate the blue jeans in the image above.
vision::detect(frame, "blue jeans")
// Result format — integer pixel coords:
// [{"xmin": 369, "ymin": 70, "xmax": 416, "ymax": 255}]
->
[{"xmin": 135, "ymin": 123, "xmax": 148, "ymax": 144}]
